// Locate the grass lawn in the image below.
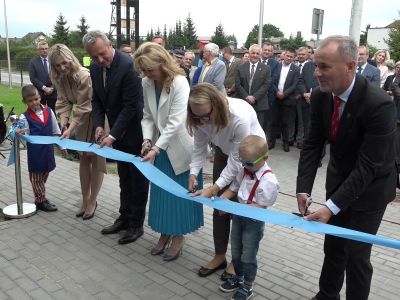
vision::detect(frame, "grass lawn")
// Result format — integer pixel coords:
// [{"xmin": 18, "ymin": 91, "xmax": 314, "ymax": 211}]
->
[{"xmin": 0, "ymin": 84, "xmax": 24, "ymax": 115}]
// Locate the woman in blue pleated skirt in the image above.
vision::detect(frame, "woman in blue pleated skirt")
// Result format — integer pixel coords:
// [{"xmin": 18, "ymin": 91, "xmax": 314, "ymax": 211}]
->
[{"xmin": 134, "ymin": 42, "xmax": 203, "ymax": 262}]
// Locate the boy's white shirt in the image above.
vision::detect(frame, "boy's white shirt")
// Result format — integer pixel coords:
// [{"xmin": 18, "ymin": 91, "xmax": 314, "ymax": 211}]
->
[
  {"xmin": 230, "ymin": 162, "xmax": 279, "ymax": 207},
  {"xmin": 19, "ymin": 105, "xmax": 61, "ymax": 135}
]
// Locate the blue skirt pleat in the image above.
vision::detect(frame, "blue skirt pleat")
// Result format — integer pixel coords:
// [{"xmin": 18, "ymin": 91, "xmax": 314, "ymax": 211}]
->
[{"xmin": 148, "ymin": 150, "xmax": 204, "ymax": 235}]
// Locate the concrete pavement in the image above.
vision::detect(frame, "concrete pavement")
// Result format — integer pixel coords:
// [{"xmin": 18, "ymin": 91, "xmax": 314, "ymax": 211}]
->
[{"xmin": 0, "ymin": 140, "xmax": 399, "ymax": 300}]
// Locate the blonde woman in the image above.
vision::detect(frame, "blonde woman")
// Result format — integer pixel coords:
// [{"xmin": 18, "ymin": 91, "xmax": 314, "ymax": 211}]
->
[
  {"xmin": 373, "ymin": 49, "xmax": 390, "ymax": 87},
  {"xmin": 48, "ymin": 44, "xmax": 105, "ymax": 220},
  {"xmin": 134, "ymin": 42, "xmax": 203, "ymax": 262},
  {"xmin": 187, "ymin": 83, "xmax": 265, "ymax": 279}
]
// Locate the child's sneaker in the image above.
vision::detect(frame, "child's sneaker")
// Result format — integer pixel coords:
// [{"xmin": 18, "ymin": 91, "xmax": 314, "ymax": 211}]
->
[
  {"xmin": 231, "ymin": 283, "xmax": 253, "ymax": 300},
  {"xmin": 219, "ymin": 277, "xmax": 242, "ymax": 293}
]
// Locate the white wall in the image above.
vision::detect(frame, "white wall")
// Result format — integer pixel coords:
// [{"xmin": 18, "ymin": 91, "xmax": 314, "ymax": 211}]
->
[{"xmin": 367, "ymin": 28, "xmax": 391, "ymax": 49}]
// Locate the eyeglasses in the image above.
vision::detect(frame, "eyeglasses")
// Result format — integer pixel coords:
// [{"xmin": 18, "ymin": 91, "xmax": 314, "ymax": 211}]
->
[
  {"xmin": 240, "ymin": 153, "xmax": 266, "ymax": 168},
  {"xmin": 191, "ymin": 107, "xmax": 213, "ymax": 122}
]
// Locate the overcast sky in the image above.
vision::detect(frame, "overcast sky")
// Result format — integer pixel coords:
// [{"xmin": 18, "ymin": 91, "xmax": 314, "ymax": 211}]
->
[{"xmin": 1, "ymin": 0, "xmax": 398, "ymax": 47}]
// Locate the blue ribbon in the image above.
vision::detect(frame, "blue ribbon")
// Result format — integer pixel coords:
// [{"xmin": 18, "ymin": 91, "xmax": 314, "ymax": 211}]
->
[{"xmin": 7, "ymin": 134, "xmax": 400, "ymax": 250}]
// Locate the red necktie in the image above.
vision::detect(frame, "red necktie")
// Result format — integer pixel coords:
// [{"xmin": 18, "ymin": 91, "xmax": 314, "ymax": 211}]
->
[{"xmin": 330, "ymin": 96, "xmax": 341, "ymax": 141}]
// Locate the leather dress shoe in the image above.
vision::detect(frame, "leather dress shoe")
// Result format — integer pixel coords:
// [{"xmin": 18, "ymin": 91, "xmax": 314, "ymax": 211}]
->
[
  {"xmin": 101, "ymin": 219, "xmax": 126, "ymax": 235},
  {"xmin": 283, "ymin": 143, "xmax": 290, "ymax": 152},
  {"xmin": 297, "ymin": 142, "xmax": 303, "ymax": 149},
  {"xmin": 288, "ymin": 141, "xmax": 294, "ymax": 146},
  {"xmin": 118, "ymin": 226, "xmax": 144, "ymax": 245},
  {"xmin": 198, "ymin": 259, "xmax": 227, "ymax": 277},
  {"xmin": 268, "ymin": 139, "xmax": 275, "ymax": 149},
  {"xmin": 36, "ymin": 201, "xmax": 58, "ymax": 212}
]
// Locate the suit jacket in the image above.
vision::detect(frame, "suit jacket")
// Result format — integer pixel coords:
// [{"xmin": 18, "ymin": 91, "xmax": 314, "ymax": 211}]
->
[
  {"xmin": 383, "ymin": 74, "xmax": 395, "ymax": 92},
  {"xmin": 235, "ymin": 61, "xmax": 271, "ymax": 111},
  {"xmin": 297, "ymin": 75, "xmax": 396, "ymax": 211},
  {"xmin": 360, "ymin": 63, "xmax": 380, "ymax": 87},
  {"xmin": 199, "ymin": 58, "xmax": 226, "ymax": 92},
  {"xmin": 224, "ymin": 57, "xmax": 242, "ymax": 94},
  {"xmin": 141, "ymin": 75, "xmax": 193, "ymax": 175},
  {"xmin": 29, "ymin": 56, "xmax": 57, "ymax": 100},
  {"xmin": 297, "ymin": 61, "xmax": 319, "ymax": 107},
  {"xmin": 274, "ymin": 63, "xmax": 300, "ymax": 106},
  {"xmin": 265, "ymin": 58, "xmax": 280, "ymax": 106},
  {"xmin": 90, "ymin": 49, "xmax": 144, "ymax": 148}
]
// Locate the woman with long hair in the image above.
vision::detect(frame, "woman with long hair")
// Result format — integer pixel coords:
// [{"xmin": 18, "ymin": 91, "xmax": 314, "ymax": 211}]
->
[
  {"xmin": 48, "ymin": 44, "xmax": 105, "ymax": 220},
  {"xmin": 134, "ymin": 42, "xmax": 203, "ymax": 261},
  {"xmin": 187, "ymin": 83, "xmax": 265, "ymax": 279}
]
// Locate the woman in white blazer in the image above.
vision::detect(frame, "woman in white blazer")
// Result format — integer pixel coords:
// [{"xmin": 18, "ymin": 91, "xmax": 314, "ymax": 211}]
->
[{"xmin": 134, "ymin": 42, "xmax": 203, "ymax": 262}]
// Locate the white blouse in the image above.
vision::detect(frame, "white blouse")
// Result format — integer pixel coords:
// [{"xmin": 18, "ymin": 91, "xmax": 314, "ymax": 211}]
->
[{"xmin": 190, "ymin": 97, "xmax": 265, "ymax": 189}]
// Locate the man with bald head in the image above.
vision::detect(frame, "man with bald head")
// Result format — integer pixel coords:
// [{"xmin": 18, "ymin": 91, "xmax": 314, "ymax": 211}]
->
[{"xmin": 296, "ymin": 35, "xmax": 396, "ymax": 300}]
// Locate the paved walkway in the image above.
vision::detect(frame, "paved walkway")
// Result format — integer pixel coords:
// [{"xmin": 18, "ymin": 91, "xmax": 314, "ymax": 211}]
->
[{"xmin": 0, "ymin": 140, "xmax": 399, "ymax": 300}]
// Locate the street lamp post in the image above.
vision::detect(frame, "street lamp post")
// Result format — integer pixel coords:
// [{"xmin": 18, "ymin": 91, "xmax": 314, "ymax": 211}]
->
[
  {"xmin": 258, "ymin": 0, "xmax": 264, "ymax": 46},
  {"xmin": 3, "ymin": 0, "xmax": 12, "ymax": 88}
]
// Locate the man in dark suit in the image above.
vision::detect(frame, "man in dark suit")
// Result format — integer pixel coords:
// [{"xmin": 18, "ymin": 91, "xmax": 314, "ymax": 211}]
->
[
  {"xmin": 29, "ymin": 41, "xmax": 57, "ymax": 112},
  {"xmin": 261, "ymin": 42, "xmax": 280, "ymax": 138},
  {"xmin": 268, "ymin": 48, "xmax": 300, "ymax": 152},
  {"xmin": 83, "ymin": 30, "xmax": 149, "ymax": 245},
  {"xmin": 223, "ymin": 46, "xmax": 242, "ymax": 97},
  {"xmin": 357, "ymin": 45, "xmax": 380, "ymax": 87},
  {"xmin": 296, "ymin": 35, "xmax": 396, "ymax": 300},
  {"xmin": 235, "ymin": 44, "xmax": 271, "ymax": 127},
  {"xmin": 296, "ymin": 53, "xmax": 319, "ymax": 149}
]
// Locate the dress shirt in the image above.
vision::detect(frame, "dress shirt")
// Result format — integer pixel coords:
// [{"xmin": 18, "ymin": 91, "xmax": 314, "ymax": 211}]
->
[
  {"xmin": 358, "ymin": 62, "xmax": 368, "ymax": 75},
  {"xmin": 189, "ymin": 97, "xmax": 265, "ymax": 189},
  {"xmin": 325, "ymin": 76, "xmax": 356, "ymax": 214},
  {"xmin": 278, "ymin": 63, "xmax": 291, "ymax": 91},
  {"xmin": 200, "ymin": 57, "xmax": 217, "ymax": 82},
  {"xmin": 249, "ymin": 61, "xmax": 259, "ymax": 75},
  {"xmin": 230, "ymin": 162, "xmax": 279, "ymax": 207},
  {"xmin": 19, "ymin": 106, "xmax": 61, "ymax": 135}
]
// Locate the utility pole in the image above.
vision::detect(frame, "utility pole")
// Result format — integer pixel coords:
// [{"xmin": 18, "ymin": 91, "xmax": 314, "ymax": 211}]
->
[
  {"xmin": 258, "ymin": 0, "xmax": 264, "ymax": 46},
  {"xmin": 349, "ymin": 0, "xmax": 364, "ymax": 45}
]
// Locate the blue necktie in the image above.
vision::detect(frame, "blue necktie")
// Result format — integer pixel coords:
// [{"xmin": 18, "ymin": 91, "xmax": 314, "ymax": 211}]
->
[{"xmin": 43, "ymin": 58, "xmax": 48, "ymax": 74}]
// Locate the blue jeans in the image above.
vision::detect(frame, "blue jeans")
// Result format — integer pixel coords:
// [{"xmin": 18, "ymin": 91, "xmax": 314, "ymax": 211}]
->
[{"xmin": 231, "ymin": 215, "xmax": 265, "ymax": 282}]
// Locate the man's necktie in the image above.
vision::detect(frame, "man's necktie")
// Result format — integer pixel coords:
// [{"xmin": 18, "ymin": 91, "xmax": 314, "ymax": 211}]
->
[
  {"xmin": 298, "ymin": 63, "xmax": 303, "ymax": 73},
  {"xmin": 330, "ymin": 96, "xmax": 341, "ymax": 141},
  {"xmin": 262, "ymin": 59, "xmax": 267, "ymax": 65},
  {"xmin": 225, "ymin": 60, "xmax": 230, "ymax": 71},
  {"xmin": 43, "ymin": 58, "xmax": 48, "ymax": 74},
  {"xmin": 357, "ymin": 66, "xmax": 363, "ymax": 75},
  {"xmin": 249, "ymin": 64, "xmax": 256, "ymax": 93},
  {"xmin": 250, "ymin": 64, "xmax": 255, "ymax": 79}
]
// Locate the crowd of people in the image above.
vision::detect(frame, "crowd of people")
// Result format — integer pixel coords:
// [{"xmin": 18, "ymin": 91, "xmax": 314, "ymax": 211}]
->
[{"xmin": 21, "ymin": 31, "xmax": 400, "ymax": 300}]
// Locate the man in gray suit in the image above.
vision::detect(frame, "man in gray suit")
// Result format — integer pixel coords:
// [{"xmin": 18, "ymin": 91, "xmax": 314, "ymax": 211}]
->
[
  {"xmin": 358, "ymin": 46, "xmax": 380, "ymax": 87},
  {"xmin": 235, "ymin": 44, "xmax": 271, "ymax": 127},
  {"xmin": 199, "ymin": 43, "xmax": 226, "ymax": 93},
  {"xmin": 223, "ymin": 47, "xmax": 242, "ymax": 96}
]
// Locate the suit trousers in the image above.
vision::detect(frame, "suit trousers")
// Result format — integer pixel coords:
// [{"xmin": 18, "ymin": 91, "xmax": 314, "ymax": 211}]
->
[
  {"xmin": 39, "ymin": 92, "xmax": 57, "ymax": 113},
  {"xmin": 212, "ymin": 146, "xmax": 233, "ymax": 255},
  {"xmin": 316, "ymin": 206, "xmax": 386, "ymax": 300},
  {"xmin": 256, "ymin": 111, "xmax": 265, "ymax": 131},
  {"xmin": 114, "ymin": 142, "xmax": 149, "ymax": 228},
  {"xmin": 270, "ymin": 101, "xmax": 295, "ymax": 144}
]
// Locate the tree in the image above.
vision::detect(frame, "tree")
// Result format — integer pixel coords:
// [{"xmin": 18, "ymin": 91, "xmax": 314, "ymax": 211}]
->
[
  {"xmin": 211, "ymin": 23, "xmax": 229, "ymax": 48},
  {"xmin": 77, "ymin": 16, "xmax": 89, "ymax": 37},
  {"xmin": 279, "ymin": 35, "xmax": 306, "ymax": 50},
  {"xmin": 386, "ymin": 18, "xmax": 400, "ymax": 62},
  {"xmin": 183, "ymin": 14, "xmax": 197, "ymax": 49},
  {"xmin": 52, "ymin": 13, "xmax": 70, "ymax": 45},
  {"xmin": 244, "ymin": 24, "xmax": 284, "ymax": 49}
]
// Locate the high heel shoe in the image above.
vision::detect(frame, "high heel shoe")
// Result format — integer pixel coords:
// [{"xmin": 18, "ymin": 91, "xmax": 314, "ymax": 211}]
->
[
  {"xmin": 75, "ymin": 210, "xmax": 85, "ymax": 218},
  {"xmin": 163, "ymin": 237, "xmax": 184, "ymax": 262},
  {"xmin": 150, "ymin": 235, "xmax": 171, "ymax": 256},
  {"xmin": 82, "ymin": 202, "xmax": 97, "ymax": 220}
]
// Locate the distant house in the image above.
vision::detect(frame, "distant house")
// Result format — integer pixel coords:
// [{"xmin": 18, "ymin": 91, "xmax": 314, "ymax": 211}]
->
[
  {"xmin": 367, "ymin": 20, "xmax": 399, "ymax": 49},
  {"xmin": 23, "ymin": 32, "xmax": 48, "ymax": 46},
  {"xmin": 197, "ymin": 36, "xmax": 211, "ymax": 49}
]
